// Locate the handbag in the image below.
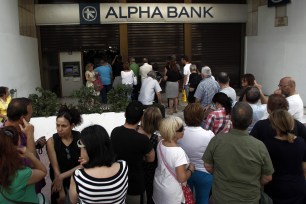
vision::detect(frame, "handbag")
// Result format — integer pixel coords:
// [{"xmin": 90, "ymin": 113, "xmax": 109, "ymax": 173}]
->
[
  {"xmin": 158, "ymin": 142, "xmax": 195, "ymax": 204},
  {"xmin": 93, "ymin": 75, "xmax": 103, "ymax": 91}
]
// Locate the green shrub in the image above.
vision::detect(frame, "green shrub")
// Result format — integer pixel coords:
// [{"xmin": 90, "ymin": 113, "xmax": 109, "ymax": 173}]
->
[
  {"xmin": 107, "ymin": 85, "xmax": 132, "ymax": 112},
  {"xmin": 28, "ymin": 87, "xmax": 59, "ymax": 117},
  {"xmin": 71, "ymin": 86, "xmax": 103, "ymax": 114}
]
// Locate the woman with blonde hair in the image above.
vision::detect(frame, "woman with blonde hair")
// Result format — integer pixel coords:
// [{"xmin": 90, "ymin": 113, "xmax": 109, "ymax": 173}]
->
[
  {"xmin": 85, "ymin": 63, "xmax": 100, "ymax": 95},
  {"xmin": 153, "ymin": 116, "xmax": 195, "ymax": 204},
  {"xmin": 264, "ymin": 109, "xmax": 306, "ymax": 204},
  {"xmin": 137, "ymin": 106, "xmax": 163, "ymax": 204}
]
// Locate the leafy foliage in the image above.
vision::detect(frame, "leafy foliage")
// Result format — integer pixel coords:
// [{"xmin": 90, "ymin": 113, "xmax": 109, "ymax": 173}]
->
[
  {"xmin": 28, "ymin": 87, "xmax": 60, "ymax": 117},
  {"xmin": 71, "ymin": 86, "xmax": 104, "ymax": 114},
  {"xmin": 107, "ymin": 85, "xmax": 133, "ymax": 112}
]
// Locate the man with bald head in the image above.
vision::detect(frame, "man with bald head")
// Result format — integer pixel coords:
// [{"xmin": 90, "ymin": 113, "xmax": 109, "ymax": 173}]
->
[{"xmin": 275, "ymin": 77, "xmax": 304, "ymax": 122}]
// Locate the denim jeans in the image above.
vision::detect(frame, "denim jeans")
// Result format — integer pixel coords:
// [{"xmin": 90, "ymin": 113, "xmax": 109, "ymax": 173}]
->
[{"xmin": 188, "ymin": 170, "xmax": 213, "ymax": 204}]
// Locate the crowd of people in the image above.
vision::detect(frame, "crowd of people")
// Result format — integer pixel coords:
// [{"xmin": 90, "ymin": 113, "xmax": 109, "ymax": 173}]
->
[{"xmin": 0, "ymin": 55, "xmax": 306, "ymax": 204}]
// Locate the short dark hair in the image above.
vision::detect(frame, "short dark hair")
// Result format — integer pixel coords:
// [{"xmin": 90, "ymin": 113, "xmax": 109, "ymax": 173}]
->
[
  {"xmin": 212, "ymin": 92, "xmax": 232, "ymax": 115},
  {"xmin": 184, "ymin": 103, "xmax": 205, "ymax": 127},
  {"xmin": 7, "ymin": 98, "xmax": 32, "ymax": 121},
  {"xmin": 125, "ymin": 101, "xmax": 144, "ymax": 125},
  {"xmin": 245, "ymin": 87, "xmax": 260, "ymax": 104},
  {"xmin": 0, "ymin": 87, "xmax": 8, "ymax": 97},
  {"xmin": 181, "ymin": 55, "xmax": 189, "ymax": 62},
  {"xmin": 231, "ymin": 102, "xmax": 253, "ymax": 130},
  {"xmin": 57, "ymin": 105, "xmax": 82, "ymax": 126},
  {"xmin": 267, "ymin": 94, "xmax": 289, "ymax": 112},
  {"xmin": 80, "ymin": 125, "xmax": 115, "ymax": 168},
  {"xmin": 217, "ymin": 72, "xmax": 230, "ymax": 84}
]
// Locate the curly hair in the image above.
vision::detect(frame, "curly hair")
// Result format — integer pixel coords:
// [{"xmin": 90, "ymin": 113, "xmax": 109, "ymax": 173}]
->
[
  {"xmin": 0, "ymin": 126, "xmax": 23, "ymax": 190},
  {"xmin": 242, "ymin": 73, "xmax": 255, "ymax": 86},
  {"xmin": 57, "ymin": 105, "xmax": 82, "ymax": 126}
]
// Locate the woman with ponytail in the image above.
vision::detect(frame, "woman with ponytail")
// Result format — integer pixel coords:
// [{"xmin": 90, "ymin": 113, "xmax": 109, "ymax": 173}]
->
[
  {"xmin": 202, "ymin": 92, "xmax": 232, "ymax": 134},
  {"xmin": 264, "ymin": 109, "xmax": 306, "ymax": 204}
]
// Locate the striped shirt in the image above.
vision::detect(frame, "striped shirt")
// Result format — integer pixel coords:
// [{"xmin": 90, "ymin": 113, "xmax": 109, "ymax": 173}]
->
[
  {"xmin": 203, "ymin": 108, "xmax": 232, "ymax": 135},
  {"xmin": 73, "ymin": 160, "xmax": 128, "ymax": 204}
]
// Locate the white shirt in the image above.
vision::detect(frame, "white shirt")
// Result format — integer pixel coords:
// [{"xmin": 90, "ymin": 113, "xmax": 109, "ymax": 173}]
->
[
  {"xmin": 220, "ymin": 86, "xmax": 237, "ymax": 104},
  {"xmin": 139, "ymin": 63, "xmax": 152, "ymax": 82},
  {"xmin": 138, "ymin": 77, "xmax": 162, "ymax": 105},
  {"xmin": 183, "ymin": 63, "xmax": 191, "ymax": 85},
  {"xmin": 121, "ymin": 70, "xmax": 134, "ymax": 85},
  {"xmin": 287, "ymin": 94, "xmax": 304, "ymax": 122},
  {"xmin": 153, "ymin": 141, "xmax": 189, "ymax": 204},
  {"xmin": 248, "ymin": 103, "xmax": 267, "ymax": 132},
  {"xmin": 178, "ymin": 126, "xmax": 214, "ymax": 173}
]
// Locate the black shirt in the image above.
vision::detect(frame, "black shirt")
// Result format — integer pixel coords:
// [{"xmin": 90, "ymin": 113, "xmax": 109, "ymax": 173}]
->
[
  {"xmin": 250, "ymin": 118, "xmax": 306, "ymax": 144},
  {"xmin": 110, "ymin": 125, "xmax": 153, "ymax": 195}
]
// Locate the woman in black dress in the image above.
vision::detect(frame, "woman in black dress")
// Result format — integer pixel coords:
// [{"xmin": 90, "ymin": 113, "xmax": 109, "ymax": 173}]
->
[
  {"xmin": 137, "ymin": 106, "xmax": 163, "ymax": 204},
  {"xmin": 264, "ymin": 109, "xmax": 306, "ymax": 204},
  {"xmin": 47, "ymin": 106, "xmax": 83, "ymax": 204}
]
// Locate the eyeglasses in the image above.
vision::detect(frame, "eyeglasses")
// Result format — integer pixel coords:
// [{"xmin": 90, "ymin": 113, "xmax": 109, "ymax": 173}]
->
[
  {"xmin": 278, "ymin": 84, "xmax": 289, "ymax": 88},
  {"xmin": 176, "ymin": 126, "xmax": 184, "ymax": 132},
  {"xmin": 65, "ymin": 148, "xmax": 71, "ymax": 160},
  {"xmin": 77, "ymin": 139, "xmax": 86, "ymax": 148},
  {"xmin": 0, "ymin": 127, "xmax": 16, "ymax": 138}
]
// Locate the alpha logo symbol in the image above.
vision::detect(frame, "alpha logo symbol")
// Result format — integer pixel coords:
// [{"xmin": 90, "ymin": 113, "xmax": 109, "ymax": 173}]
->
[{"xmin": 82, "ymin": 6, "xmax": 97, "ymax": 21}]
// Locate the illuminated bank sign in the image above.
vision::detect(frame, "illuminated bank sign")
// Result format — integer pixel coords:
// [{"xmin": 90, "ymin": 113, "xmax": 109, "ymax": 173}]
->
[
  {"xmin": 99, "ymin": 4, "xmax": 245, "ymax": 23},
  {"xmin": 102, "ymin": 5, "xmax": 213, "ymax": 20},
  {"xmin": 35, "ymin": 3, "xmax": 248, "ymax": 25}
]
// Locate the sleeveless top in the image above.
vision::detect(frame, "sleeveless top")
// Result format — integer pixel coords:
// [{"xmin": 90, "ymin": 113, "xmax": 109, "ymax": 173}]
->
[
  {"xmin": 49, "ymin": 130, "xmax": 80, "ymax": 188},
  {"xmin": 73, "ymin": 160, "xmax": 128, "ymax": 204}
]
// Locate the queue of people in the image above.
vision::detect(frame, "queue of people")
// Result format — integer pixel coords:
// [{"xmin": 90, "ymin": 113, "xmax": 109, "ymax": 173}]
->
[{"xmin": 1, "ymin": 55, "xmax": 306, "ymax": 204}]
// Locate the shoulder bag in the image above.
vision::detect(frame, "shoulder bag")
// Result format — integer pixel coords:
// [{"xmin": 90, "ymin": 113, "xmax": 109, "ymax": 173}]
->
[{"xmin": 158, "ymin": 142, "xmax": 195, "ymax": 204}]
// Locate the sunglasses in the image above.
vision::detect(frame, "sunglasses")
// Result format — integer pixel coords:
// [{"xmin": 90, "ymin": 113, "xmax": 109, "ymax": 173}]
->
[
  {"xmin": 77, "ymin": 139, "xmax": 86, "ymax": 148},
  {"xmin": 65, "ymin": 148, "xmax": 71, "ymax": 160},
  {"xmin": 1, "ymin": 129, "xmax": 15, "ymax": 137},
  {"xmin": 176, "ymin": 126, "xmax": 184, "ymax": 132}
]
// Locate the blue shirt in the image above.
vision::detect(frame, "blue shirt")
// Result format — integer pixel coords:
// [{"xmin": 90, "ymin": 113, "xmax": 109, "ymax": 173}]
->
[
  {"xmin": 95, "ymin": 65, "xmax": 112, "ymax": 85},
  {"xmin": 194, "ymin": 76, "xmax": 220, "ymax": 107}
]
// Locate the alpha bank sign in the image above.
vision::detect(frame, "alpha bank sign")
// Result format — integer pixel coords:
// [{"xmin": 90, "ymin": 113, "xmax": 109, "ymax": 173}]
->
[{"xmin": 35, "ymin": 3, "xmax": 247, "ymax": 25}]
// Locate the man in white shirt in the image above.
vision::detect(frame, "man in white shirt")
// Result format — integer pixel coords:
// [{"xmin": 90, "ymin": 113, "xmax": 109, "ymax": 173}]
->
[
  {"xmin": 138, "ymin": 71, "xmax": 165, "ymax": 117},
  {"xmin": 217, "ymin": 72, "xmax": 237, "ymax": 104},
  {"xmin": 139, "ymin": 58, "xmax": 152, "ymax": 83},
  {"xmin": 275, "ymin": 77, "xmax": 304, "ymax": 122},
  {"xmin": 181, "ymin": 56, "xmax": 191, "ymax": 97}
]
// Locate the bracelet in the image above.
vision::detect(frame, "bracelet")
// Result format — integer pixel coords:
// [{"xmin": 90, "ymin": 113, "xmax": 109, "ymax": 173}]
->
[{"xmin": 187, "ymin": 168, "xmax": 193, "ymax": 174}]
